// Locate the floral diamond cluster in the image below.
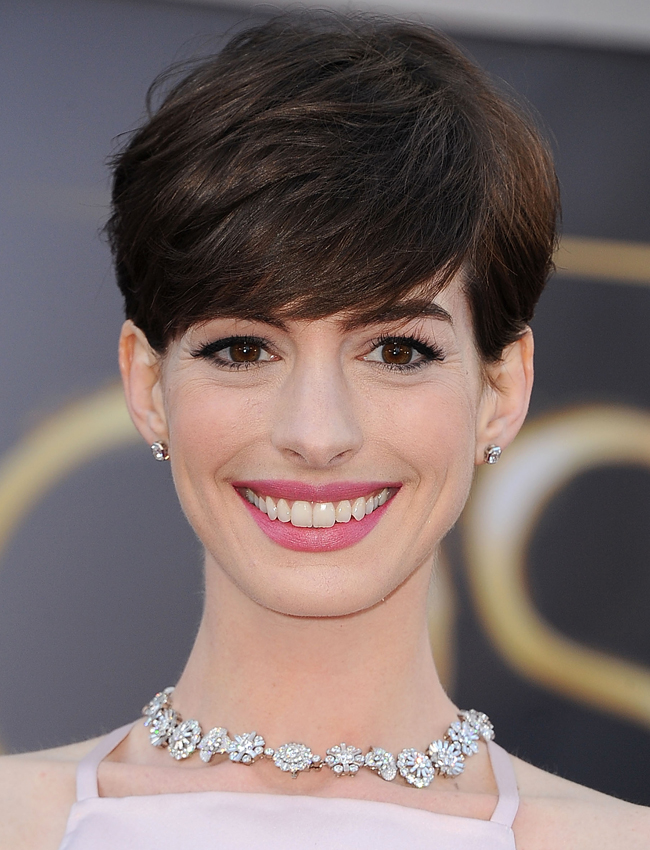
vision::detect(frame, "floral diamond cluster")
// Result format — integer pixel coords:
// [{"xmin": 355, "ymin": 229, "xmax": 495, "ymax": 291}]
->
[
  {"xmin": 425, "ymin": 707, "xmax": 495, "ymax": 778},
  {"xmin": 141, "ymin": 688, "xmax": 493, "ymax": 790},
  {"xmin": 325, "ymin": 743, "xmax": 365, "ymax": 775},
  {"xmin": 427, "ymin": 739, "xmax": 464, "ymax": 777},
  {"xmin": 364, "ymin": 747, "xmax": 397, "ymax": 782},
  {"xmin": 459, "ymin": 709, "xmax": 494, "ymax": 742},
  {"xmin": 142, "ymin": 687, "xmax": 175, "ymax": 722},
  {"xmin": 273, "ymin": 742, "xmax": 318, "ymax": 776},
  {"xmin": 396, "ymin": 748, "xmax": 435, "ymax": 788},
  {"xmin": 227, "ymin": 732, "xmax": 266, "ymax": 764},
  {"xmin": 198, "ymin": 726, "xmax": 230, "ymax": 763}
]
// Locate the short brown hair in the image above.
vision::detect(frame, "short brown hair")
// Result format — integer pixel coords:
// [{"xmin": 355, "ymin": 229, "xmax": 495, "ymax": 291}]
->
[{"xmin": 107, "ymin": 12, "xmax": 559, "ymax": 361}]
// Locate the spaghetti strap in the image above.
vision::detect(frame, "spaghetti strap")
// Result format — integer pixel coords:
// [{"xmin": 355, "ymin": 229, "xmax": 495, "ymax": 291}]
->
[
  {"xmin": 487, "ymin": 741, "xmax": 519, "ymax": 828},
  {"xmin": 76, "ymin": 722, "xmax": 136, "ymax": 801}
]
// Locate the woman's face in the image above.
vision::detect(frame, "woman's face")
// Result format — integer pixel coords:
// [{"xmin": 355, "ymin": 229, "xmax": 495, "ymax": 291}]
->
[{"xmin": 142, "ymin": 278, "xmax": 520, "ymax": 617}]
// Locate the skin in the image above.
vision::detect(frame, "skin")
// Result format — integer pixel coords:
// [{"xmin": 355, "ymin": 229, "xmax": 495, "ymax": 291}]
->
[{"xmin": 0, "ymin": 278, "xmax": 648, "ymax": 849}]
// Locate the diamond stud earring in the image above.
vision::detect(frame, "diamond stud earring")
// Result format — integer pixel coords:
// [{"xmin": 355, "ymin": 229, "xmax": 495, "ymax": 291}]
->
[
  {"xmin": 150, "ymin": 441, "xmax": 170, "ymax": 462},
  {"xmin": 484, "ymin": 444, "xmax": 502, "ymax": 465}
]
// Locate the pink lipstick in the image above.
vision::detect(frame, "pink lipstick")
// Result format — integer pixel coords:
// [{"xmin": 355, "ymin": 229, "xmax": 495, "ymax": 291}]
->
[{"xmin": 233, "ymin": 480, "xmax": 400, "ymax": 553}]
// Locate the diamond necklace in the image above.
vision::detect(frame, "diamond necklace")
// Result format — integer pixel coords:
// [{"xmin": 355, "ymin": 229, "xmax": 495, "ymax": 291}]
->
[{"xmin": 142, "ymin": 687, "xmax": 494, "ymax": 789}]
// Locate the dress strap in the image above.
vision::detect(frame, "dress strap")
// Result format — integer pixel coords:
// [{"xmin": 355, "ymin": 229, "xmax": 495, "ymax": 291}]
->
[
  {"xmin": 76, "ymin": 722, "xmax": 136, "ymax": 801},
  {"xmin": 487, "ymin": 740, "xmax": 520, "ymax": 828}
]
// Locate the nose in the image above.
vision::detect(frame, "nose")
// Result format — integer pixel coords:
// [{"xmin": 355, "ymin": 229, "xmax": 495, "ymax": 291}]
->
[{"xmin": 271, "ymin": 356, "xmax": 363, "ymax": 468}]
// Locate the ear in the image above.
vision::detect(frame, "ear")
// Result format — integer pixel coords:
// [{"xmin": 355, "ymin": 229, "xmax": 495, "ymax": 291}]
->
[
  {"xmin": 118, "ymin": 320, "xmax": 168, "ymax": 446},
  {"xmin": 475, "ymin": 328, "xmax": 534, "ymax": 466}
]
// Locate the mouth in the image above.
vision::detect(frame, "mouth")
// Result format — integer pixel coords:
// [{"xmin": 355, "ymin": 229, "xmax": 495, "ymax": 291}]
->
[
  {"xmin": 233, "ymin": 481, "xmax": 400, "ymax": 552},
  {"xmin": 239, "ymin": 485, "xmax": 397, "ymax": 527}
]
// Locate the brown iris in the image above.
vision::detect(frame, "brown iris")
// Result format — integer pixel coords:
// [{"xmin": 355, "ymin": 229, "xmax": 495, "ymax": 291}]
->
[
  {"xmin": 229, "ymin": 341, "xmax": 261, "ymax": 362},
  {"xmin": 381, "ymin": 342, "xmax": 413, "ymax": 365}
]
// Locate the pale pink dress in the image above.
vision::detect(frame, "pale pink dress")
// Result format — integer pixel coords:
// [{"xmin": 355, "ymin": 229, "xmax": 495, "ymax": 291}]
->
[{"xmin": 58, "ymin": 722, "xmax": 519, "ymax": 849}]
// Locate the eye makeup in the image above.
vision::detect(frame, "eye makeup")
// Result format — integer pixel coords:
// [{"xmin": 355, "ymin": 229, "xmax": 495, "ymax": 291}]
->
[
  {"xmin": 191, "ymin": 335, "xmax": 277, "ymax": 369},
  {"xmin": 364, "ymin": 333, "xmax": 445, "ymax": 371}
]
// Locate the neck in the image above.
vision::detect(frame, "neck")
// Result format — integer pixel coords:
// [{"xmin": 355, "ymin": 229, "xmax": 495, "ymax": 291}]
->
[{"xmin": 172, "ymin": 553, "xmax": 457, "ymax": 754}]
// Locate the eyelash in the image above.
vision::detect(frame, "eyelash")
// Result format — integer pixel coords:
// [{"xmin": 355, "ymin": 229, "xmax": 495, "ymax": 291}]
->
[
  {"xmin": 191, "ymin": 336, "xmax": 274, "ymax": 369},
  {"xmin": 191, "ymin": 334, "xmax": 445, "ymax": 371},
  {"xmin": 366, "ymin": 334, "xmax": 445, "ymax": 371}
]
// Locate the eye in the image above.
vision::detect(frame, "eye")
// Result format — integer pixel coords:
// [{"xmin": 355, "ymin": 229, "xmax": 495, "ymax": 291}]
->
[
  {"xmin": 227, "ymin": 340, "xmax": 265, "ymax": 363},
  {"xmin": 191, "ymin": 336, "xmax": 277, "ymax": 368},
  {"xmin": 377, "ymin": 341, "xmax": 417, "ymax": 366},
  {"xmin": 364, "ymin": 335, "xmax": 444, "ymax": 370}
]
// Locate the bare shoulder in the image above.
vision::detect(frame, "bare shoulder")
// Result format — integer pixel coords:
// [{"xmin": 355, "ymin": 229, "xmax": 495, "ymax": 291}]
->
[
  {"xmin": 0, "ymin": 737, "xmax": 100, "ymax": 850},
  {"xmin": 511, "ymin": 754, "xmax": 650, "ymax": 850}
]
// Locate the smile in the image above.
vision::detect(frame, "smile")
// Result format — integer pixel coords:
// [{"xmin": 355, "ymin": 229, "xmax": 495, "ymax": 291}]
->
[
  {"xmin": 233, "ymin": 480, "xmax": 401, "ymax": 552},
  {"xmin": 240, "ymin": 487, "xmax": 397, "ymax": 528}
]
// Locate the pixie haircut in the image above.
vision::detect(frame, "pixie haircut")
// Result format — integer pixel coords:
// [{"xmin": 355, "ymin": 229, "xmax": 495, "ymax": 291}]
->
[{"xmin": 107, "ymin": 12, "xmax": 559, "ymax": 361}]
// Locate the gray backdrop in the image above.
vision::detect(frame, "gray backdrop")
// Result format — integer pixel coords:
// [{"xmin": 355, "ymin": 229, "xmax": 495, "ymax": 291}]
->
[{"xmin": 1, "ymin": 0, "xmax": 649, "ymax": 804}]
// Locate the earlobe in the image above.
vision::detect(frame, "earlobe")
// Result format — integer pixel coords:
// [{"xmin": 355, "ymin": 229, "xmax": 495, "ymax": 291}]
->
[
  {"xmin": 475, "ymin": 329, "xmax": 534, "ymax": 465},
  {"xmin": 118, "ymin": 320, "xmax": 168, "ymax": 446}
]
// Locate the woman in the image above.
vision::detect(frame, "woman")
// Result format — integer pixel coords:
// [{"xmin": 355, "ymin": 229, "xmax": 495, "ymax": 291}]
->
[{"xmin": 1, "ymin": 12, "xmax": 647, "ymax": 850}]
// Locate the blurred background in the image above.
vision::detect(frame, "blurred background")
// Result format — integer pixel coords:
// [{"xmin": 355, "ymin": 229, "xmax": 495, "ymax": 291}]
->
[{"xmin": 0, "ymin": 0, "xmax": 649, "ymax": 804}]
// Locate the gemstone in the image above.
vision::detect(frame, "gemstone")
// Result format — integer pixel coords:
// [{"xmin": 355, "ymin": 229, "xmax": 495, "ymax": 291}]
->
[
  {"xmin": 459, "ymin": 709, "xmax": 495, "ymax": 742},
  {"xmin": 151, "ymin": 443, "xmax": 169, "ymax": 461},
  {"xmin": 365, "ymin": 747, "xmax": 397, "ymax": 782},
  {"xmin": 169, "ymin": 719, "xmax": 202, "ymax": 760},
  {"xmin": 198, "ymin": 727, "xmax": 231, "ymax": 763},
  {"xmin": 142, "ymin": 687, "xmax": 174, "ymax": 724},
  {"xmin": 228, "ymin": 731, "xmax": 265, "ymax": 764},
  {"xmin": 273, "ymin": 742, "xmax": 314, "ymax": 776},
  {"xmin": 427, "ymin": 739, "xmax": 465, "ymax": 777},
  {"xmin": 397, "ymin": 748, "xmax": 435, "ymax": 788},
  {"xmin": 324, "ymin": 743, "xmax": 365, "ymax": 776},
  {"xmin": 149, "ymin": 707, "xmax": 178, "ymax": 747},
  {"xmin": 447, "ymin": 720, "xmax": 480, "ymax": 756}
]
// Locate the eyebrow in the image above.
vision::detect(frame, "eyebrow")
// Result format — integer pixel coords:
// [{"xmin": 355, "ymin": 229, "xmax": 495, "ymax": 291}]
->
[
  {"xmin": 206, "ymin": 300, "xmax": 452, "ymax": 333},
  {"xmin": 342, "ymin": 300, "xmax": 453, "ymax": 329}
]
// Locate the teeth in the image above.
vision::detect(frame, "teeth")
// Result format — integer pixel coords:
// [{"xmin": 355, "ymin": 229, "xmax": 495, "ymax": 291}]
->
[
  {"xmin": 313, "ymin": 502, "xmax": 336, "ymax": 528},
  {"xmin": 244, "ymin": 488, "xmax": 393, "ymax": 528},
  {"xmin": 266, "ymin": 495, "xmax": 278, "ymax": 520},
  {"xmin": 291, "ymin": 501, "xmax": 313, "ymax": 527},
  {"xmin": 335, "ymin": 500, "xmax": 352, "ymax": 523},
  {"xmin": 277, "ymin": 498, "xmax": 291, "ymax": 523},
  {"xmin": 351, "ymin": 497, "xmax": 367, "ymax": 521}
]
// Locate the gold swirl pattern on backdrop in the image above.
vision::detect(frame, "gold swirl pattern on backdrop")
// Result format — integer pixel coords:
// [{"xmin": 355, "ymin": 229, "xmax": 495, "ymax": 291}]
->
[
  {"xmin": 0, "ymin": 384, "xmax": 139, "ymax": 563},
  {"xmin": 0, "ymin": 385, "xmax": 140, "ymax": 752},
  {"xmin": 465, "ymin": 405, "xmax": 650, "ymax": 729},
  {"xmin": 555, "ymin": 236, "xmax": 650, "ymax": 285}
]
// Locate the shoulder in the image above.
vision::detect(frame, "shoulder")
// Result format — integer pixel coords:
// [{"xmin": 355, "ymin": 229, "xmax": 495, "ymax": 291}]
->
[
  {"xmin": 0, "ymin": 738, "xmax": 99, "ymax": 850},
  {"xmin": 511, "ymin": 754, "xmax": 650, "ymax": 850}
]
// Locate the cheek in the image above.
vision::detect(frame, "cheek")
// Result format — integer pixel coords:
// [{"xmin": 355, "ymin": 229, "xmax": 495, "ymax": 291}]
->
[
  {"xmin": 163, "ymin": 380, "xmax": 263, "ymax": 509},
  {"xmin": 376, "ymin": 380, "xmax": 479, "ymax": 537},
  {"xmin": 371, "ymin": 378, "xmax": 478, "ymax": 471}
]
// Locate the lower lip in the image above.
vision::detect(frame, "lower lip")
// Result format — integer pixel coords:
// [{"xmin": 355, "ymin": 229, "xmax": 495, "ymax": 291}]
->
[{"xmin": 238, "ymin": 493, "xmax": 393, "ymax": 552}]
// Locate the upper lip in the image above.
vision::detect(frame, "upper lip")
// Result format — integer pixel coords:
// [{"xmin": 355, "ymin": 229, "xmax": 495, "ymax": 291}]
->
[{"xmin": 231, "ymin": 480, "xmax": 401, "ymax": 502}]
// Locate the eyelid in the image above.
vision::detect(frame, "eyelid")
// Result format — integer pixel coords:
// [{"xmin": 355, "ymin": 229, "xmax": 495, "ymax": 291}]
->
[
  {"xmin": 364, "ymin": 333, "xmax": 445, "ymax": 360},
  {"xmin": 190, "ymin": 335, "xmax": 278, "ymax": 364},
  {"xmin": 363, "ymin": 334, "xmax": 445, "ymax": 372}
]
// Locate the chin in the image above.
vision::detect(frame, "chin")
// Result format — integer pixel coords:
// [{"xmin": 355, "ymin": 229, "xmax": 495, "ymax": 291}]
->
[{"xmin": 222, "ymin": 550, "xmax": 414, "ymax": 619}]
